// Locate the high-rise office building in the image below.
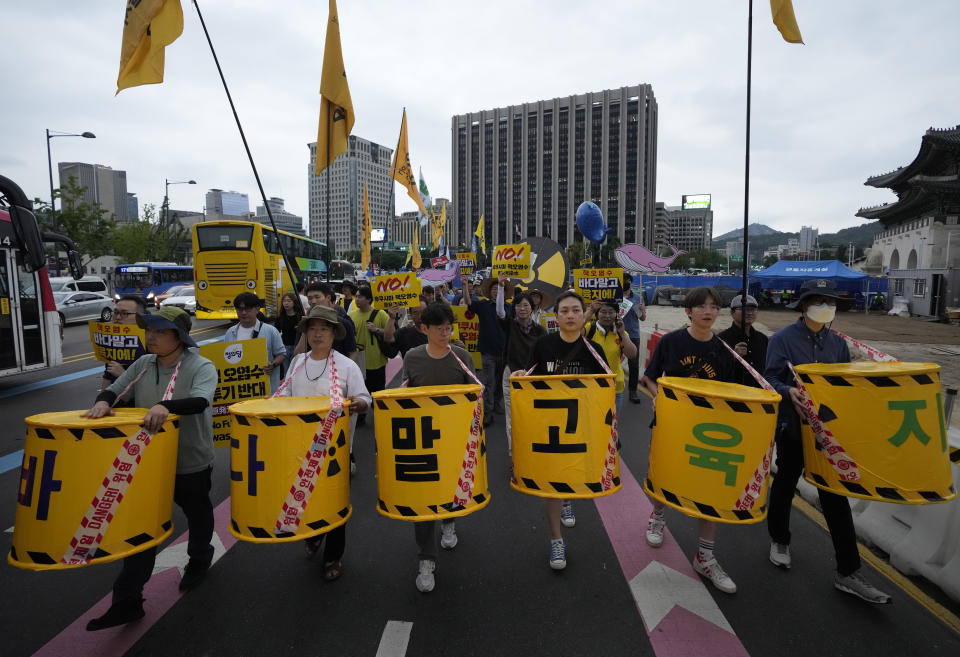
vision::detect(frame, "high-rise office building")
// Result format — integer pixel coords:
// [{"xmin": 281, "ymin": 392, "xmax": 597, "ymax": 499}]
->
[
  {"xmin": 205, "ymin": 189, "xmax": 250, "ymax": 220},
  {"xmin": 58, "ymin": 162, "xmax": 131, "ymax": 222},
  {"xmin": 799, "ymin": 225, "xmax": 818, "ymax": 256},
  {"xmin": 663, "ymin": 195, "xmax": 713, "ymax": 252},
  {"xmin": 126, "ymin": 193, "xmax": 139, "ymax": 221},
  {"xmin": 307, "ymin": 135, "xmax": 393, "ymax": 256},
  {"xmin": 253, "ymin": 197, "xmax": 305, "ymax": 237},
  {"xmin": 450, "ymin": 84, "xmax": 658, "ymax": 250},
  {"xmin": 392, "ymin": 198, "xmax": 449, "ymax": 249}
]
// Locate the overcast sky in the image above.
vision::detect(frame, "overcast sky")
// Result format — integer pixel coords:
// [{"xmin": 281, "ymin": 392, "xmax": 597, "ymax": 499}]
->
[{"xmin": 1, "ymin": 1, "xmax": 957, "ymax": 239}]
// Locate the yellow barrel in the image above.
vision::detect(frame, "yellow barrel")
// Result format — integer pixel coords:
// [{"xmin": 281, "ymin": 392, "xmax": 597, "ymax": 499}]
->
[
  {"xmin": 373, "ymin": 384, "xmax": 489, "ymax": 521},
  {"xmin": 9, "ymin": 409, "xmax": 179, "ymax": 571},
  {"xmin": 645, "ymin": 377, "xmax": 781, "ymax": 524},
  {"xmin": 229, "ymin": 397, "xmax": 352, "ymax": 542},
  {"xmin": 510, "ymin": 374, "xmax": 620, "ymax": 499},
  {"xmin": 795, "ymin": 362, "xmax": 955, "ymax": 504}
]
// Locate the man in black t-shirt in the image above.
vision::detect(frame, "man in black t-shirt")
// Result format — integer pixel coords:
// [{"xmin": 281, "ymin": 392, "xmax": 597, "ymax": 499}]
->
[
  {"xmin": 717, "ymin": 294, "xmax": 767, "ymax": 387},
  {"xmin": 521, "ymin": 291, "xmax": 609, "ymax": 572},
  {"xmin": 642, "ymin": 286, "xmax": 739, "ymax": 596},
  {"xmin": 383, "ymin": 301, "xmax": 429, "ymax": 358}
]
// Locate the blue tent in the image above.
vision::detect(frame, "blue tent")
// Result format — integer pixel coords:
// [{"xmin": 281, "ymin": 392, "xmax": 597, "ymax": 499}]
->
[{"xmin": 750, "ymin": 260, "xmax": 866, "ymax": 281}]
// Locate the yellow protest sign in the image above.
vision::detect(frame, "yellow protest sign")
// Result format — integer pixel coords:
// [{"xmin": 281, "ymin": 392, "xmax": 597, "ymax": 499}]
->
[
  {"xmin": 371, "ymin": 273, "xmax": 422, "ymax": 310},
  {"xmin": 199, "ymin": 338, "xmax": 270, "ymax": 448},
  {"xmin": 456, "ymin": 252, "xmax": 476, "ymax": 275},
  {"xmin": 451, "ymin": 305, "xmax": 482, "ymax": 370},
  {"xmin": 88, "ymin": 321, "xmax": 146, "ymax": 364},
  {"xmin": 540, "ymin": 312, "xmax": 559, "ymax": 333},
  {"xmin": 492, "ymin": 243, "xmax": 531, "ymax": 279},
  {"xmin": 573, "ymin": 267, "xmax": 624, "ymax": 302}
]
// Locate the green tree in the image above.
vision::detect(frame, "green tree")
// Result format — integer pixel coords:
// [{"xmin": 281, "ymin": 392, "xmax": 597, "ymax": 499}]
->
[
  {"xmin": 565, "ymin": 240, "xmax": 587, "ymax": 267},
  {"xmin": 113, "ymin": 220, "xmax": 156, "ymax": 263},
  {"xmin": 34, "ymin": 175, "xmax": 114, "ymax": 265},
  {"xmin": 599, "ymin": 236, "xmax": 622, "ymax": 267},
  {"xmin": 762, "ymin": 254, "xmax": 779, "ymax": 268},
  {"xmin": 342, "ymin": 249, "xmax": 361, "ymax": 263}
]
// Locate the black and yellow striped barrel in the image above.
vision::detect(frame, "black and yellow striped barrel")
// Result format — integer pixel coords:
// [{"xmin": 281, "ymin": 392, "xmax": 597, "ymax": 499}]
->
[
  {"xmin": 372, "ymin": 384, "xmax": 489, "ymax": 521},
  {"xmin": 796, "ymin": 362, "xmax": 956, "ymax": 504},
  {"xmin": 645, "ymin": 377, "xmax": 780, "ymax": 524},
  {"xmin": 229, "ymin": 397, "xmax": 352, "ymax": 542},
  {"xmin": 509, "ymin": 373, "xmax": 621, "ymax": 499},
  {"xmin": 9, "ymin": 410, "xmax": 179, "ymax": 570}
]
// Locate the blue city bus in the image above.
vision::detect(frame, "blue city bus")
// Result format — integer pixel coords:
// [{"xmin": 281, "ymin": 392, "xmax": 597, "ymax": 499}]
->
[{"xmin": 113, "ymin": 262, "xmax": 194, "ymax": 303}]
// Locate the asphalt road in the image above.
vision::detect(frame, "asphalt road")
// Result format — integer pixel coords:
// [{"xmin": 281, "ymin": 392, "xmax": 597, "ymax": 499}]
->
[{"xmin": 1, "ymin": 322, "xmax": 958, "ymax": 656}]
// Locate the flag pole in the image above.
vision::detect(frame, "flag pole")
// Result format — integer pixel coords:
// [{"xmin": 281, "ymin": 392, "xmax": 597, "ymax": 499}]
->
[
  {"xmin": 325, "ymin": 112, "xmax": 332, "ymax": 283},
  {"xmin": 742, "ymin": 0, "xmax": 753, "ymax": 300},
  {"xmin": 389, "ymin": 108, "xmax": 405, "ymax": 252},
  {"xmin": 191, "ymin": 0, "xmax": 304, "ymax": 314}
]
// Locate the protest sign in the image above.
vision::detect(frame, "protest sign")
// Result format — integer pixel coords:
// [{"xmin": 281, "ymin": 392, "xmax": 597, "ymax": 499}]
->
[
  {"xmin": 456, "ymin": 252, "xmax": 476, "ymax": 275},
  {"xmin": 450, "ymin": 306, "xmax": 482, "ymax": 370},
  {"xmin": 573, "ymin": 267, "xmax": 624, "ymax": 302},
  {"xmin": 199, "ymin": 338, "xmax": 269, "ymax": 448},
  {"xmin": 88, "ymin": 321, "xmax": 146, "ymax": 365},
  {"xmin": 492, "ymin": 243, "xmax": 530, "ymax": 279},
  {"xmin": 371, "ymin": 273, "xmax": 422, "ymax": 310}
]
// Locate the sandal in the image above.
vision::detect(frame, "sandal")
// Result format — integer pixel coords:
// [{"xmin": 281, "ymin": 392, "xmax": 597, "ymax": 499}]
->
[
  {"xmin": 304, "ymin": 537, "xmax": 321, "ymax": 560},
  {"xmin": 323, "ymin": 560, "xmax": 343, "ymax": 581}
]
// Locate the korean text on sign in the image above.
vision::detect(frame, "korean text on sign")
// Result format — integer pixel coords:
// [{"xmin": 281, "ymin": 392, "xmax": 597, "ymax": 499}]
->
[
  {"xmin": 456, "ymin": 252, "xmax": 476, "ymax": 275},
  {"xmin": 491, "ymin": 244, "xmax": 530, "ymax": 279},
  {"xmin": 88, "ymin": 321, "xmax": 146, "ymax": 365},
  {"xmin": 451, "ymin": 306, "xmax": 482, "ymax": 370},
  {"xmin": 372, "ymin": 274, "xmax": 422, "ymax": 310},
  {"xmin": 573, "ymin": 267, "xmax": 624, "ymax": 301},
  {"xmin": 199, "ymin": 338, "xmax": 270, "ymax": 448}
]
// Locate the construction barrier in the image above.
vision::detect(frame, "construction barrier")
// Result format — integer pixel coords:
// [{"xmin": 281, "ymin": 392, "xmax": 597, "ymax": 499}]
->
[
  {"xmin": 9, "ymin": 409, "xmax": 179, "ymax": 570},
  {"xmin": 796, "ymin": 361, "xmax": 956, "ymax": 504},
  {"xmin": 373, "ymin": 384, "xmax": 489, "ymax": 521},
  {"xmin": 229, "ymin": 397, "xmax": 352, "ymax": 542},
  {"xmin": 510, "ymin": 373, "xmax": 620, "ymax": 499},
  {"xmin": 645, "ymin": 377, "xmax": 781, "ymax": 524}
]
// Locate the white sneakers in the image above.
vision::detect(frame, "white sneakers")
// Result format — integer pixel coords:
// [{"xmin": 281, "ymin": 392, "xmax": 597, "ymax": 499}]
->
[
  {"xmin": 769, "ymin": 542, "xmax": 791, "ymax": 569},
  {"xmin": 440, "ymin": 522, "xmax": 458, "ymax": 550},
  {"xmin": 560, "ymin": 501, "xmax": 576, "ymax": 528},
  {"xmin": 415, "ymin": 559, "xmax": 436, "ymax": 593},
  {"xmin": 693, "ymin": 554, "xmax": 737, "ymax": 594},
  {"xmin": 645, "ymin": 514, "xmax": 666, "ymax": 548}
]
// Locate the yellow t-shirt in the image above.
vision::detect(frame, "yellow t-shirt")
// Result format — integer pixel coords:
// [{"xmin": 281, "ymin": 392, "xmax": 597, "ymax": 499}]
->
[
  {"xmin": 586, "ymin": 321, "xmax": 625, "ymax": 393},
  {"xmin": 349, "ymin": 307, "xmax": 391, "ymax": 370}
]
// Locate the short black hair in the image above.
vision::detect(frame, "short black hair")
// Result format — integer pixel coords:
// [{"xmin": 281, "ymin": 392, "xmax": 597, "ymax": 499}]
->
[
  {"xmin": 422, "ymin": 285, "xmax": 435, "ymax": 294},
  {"xmin": 234, "ymin": 292, "xmax": 263, "ymax": 309},
  {"xmin": 117, "ymin": 294, "xmax": 148, "ymax": 312},
  {"xmin": 513, "ymin": 292, "xmax": 534, "ymax": 308},
  {"xmin": 554, "ymin": 290, "xmax": 585, "ymax": 311},
  {"xmin": 305, "ymin": 283, "xmax": 334, "ymax": 298},
  {"xmin": 683, "ymin": 286, "xmax": 722, "ymax": 309},
  {"xmin": 623, "ymin": 273, "xmax": 634, "ymax": 286},
  {"xmin": 420, "ymin": 301, "xmax": 454, "ymax": 327},
  {"xmin": 356, "ymin": 286, "xmax": 373, "ymax": 301}
]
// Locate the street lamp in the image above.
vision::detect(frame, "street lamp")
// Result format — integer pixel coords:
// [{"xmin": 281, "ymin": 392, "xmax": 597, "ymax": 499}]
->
[
  {"xmin": 46, "ymin": 129, "xmax": 96, "ymax": 231},
  {"xmin": 164, "ymin": 178, "xmax": 196, "ymax": 226}
]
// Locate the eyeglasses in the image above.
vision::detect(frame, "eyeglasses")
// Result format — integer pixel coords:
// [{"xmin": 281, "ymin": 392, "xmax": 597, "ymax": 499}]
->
[{"xmin": 112, "ymin": 310, "xmax": 137, "ymax": 319}]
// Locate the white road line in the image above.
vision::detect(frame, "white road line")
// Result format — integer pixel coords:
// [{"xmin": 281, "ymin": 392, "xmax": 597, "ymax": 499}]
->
[
  {"xmin": 4, "ymin": 525, "xmax": 13, "ymax": 533},
  {"xmin": 375, "ymin": 620, "xmax": 413, "ymax": 657}
]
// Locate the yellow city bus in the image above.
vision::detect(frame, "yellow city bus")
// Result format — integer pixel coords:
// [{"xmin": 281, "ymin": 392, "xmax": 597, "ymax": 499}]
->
[{"xmin": 192, "ymin": 220, "xmax": 327, "ymax": 320}]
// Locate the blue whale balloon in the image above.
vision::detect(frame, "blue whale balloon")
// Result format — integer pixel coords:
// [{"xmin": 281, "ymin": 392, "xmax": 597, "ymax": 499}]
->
[{"xmin": 575, "ymin": 201, "xmax": 614, "ymax": 243}]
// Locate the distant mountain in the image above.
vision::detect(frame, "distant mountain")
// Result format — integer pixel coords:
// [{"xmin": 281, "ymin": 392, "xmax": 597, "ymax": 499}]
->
[{"xmin": 713, "ymin": 223, "xmax": 781, "ymax": 243}]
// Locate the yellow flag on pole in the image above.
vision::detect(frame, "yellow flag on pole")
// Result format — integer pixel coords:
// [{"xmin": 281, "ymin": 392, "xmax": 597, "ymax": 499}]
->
[
  {"xmin": 116, "ymin": 0, "xmax": 184, "ymax": 93},
  {"xmin": 770, "ymin": 0, "xmax": 804, "ymax": 44},
  {"xmin": 411, "ymin": 226, "xmax": 422, "ymax": 269},
  {"xmin": 474, "ymin": 214, "xmax": 486, "ymax": 255},
  {"xmin": 361, "ymin": 183, "xmax": 371, "ymax": 270},
  {"xmin": 432, "ymin": 201, "xmax": 446, "ymax": 251},
  {"xmin": 315, "ymin": 0, "xmax": 355, "ymax": 175},
  {"xmin": 390, "ymin": 109, "xmax": 430, "ymax": 217}
]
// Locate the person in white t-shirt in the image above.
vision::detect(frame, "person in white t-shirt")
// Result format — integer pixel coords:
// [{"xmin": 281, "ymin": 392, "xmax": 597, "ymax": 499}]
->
[
  {"xmin": 222, "ymin": 292, "xmax": 287, "ymax": 393},
  {"xmin": 277, "ymin": 304, "xmax": 371, "ymax": 581}
]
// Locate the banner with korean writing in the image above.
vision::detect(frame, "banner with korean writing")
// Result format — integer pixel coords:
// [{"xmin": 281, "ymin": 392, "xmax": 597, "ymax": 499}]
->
[
  {"xmin": 451, "ymin": 305, "xmax": 482, "ymax": 370},
  {"xmin": 430, "ymin": 256, "xmax": 449, "ymax": 268},
  {"xmin": 371, "ymin": 273, "xmax": 422, "ymax": 310},
  {"xmin": 88, "ymin": 321, "xmax": 146, "ymax": 365},
  {"xmin": 573, "ymin": 267, "xmax": 624, "ymax": 302},
  {"xmin": 491, "ymin": 243, "xmax": 530, "ymax": 279},
  {"xmin": 199, "ymin": 338, "xmax": 269, "ymax": 448},
  {"xmin": 456, "ymin": 252, "xmax": 476, "ymax": 275}
]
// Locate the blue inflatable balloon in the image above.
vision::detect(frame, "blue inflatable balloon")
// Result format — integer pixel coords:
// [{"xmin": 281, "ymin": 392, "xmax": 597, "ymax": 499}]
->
[{"xmin": 575, "ymin": 201, "xmax": 614, "ymax": 243}]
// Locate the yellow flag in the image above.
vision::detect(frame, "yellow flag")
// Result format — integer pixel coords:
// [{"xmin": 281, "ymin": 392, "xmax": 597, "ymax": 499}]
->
[
  {"xmin": 315, "ymin": 0, "xmax": 355, "ymax": 175},
  {"xmin": 431, "ymin": 201, "xmax": 446, "ymax": 251},
  {"xmin": 474, "ymin": 214, "xmax": 486, "ymax": 255},
  {"xmin": 390, "ymin": 109, "xmax": 430, "ymax": 217},
  {"xmin": 411, "ymin": 226, "xmax": 422, "ymax": 269},
  {"xmin": 361, "ymin": 183, "xmax": 371, "ymax": 270},
  {"xmin": 116, "ymin": 0, "xmax": 184, "ymax": 93},
  {"xmin": 770, "ymin": 0, "xmax": 804, "ymax": 44}
]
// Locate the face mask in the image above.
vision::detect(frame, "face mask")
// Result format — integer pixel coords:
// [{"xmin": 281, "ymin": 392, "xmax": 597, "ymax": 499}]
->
[{"xmin": 805, "ymin": 303, "xmax": 836, "ymax": 324}]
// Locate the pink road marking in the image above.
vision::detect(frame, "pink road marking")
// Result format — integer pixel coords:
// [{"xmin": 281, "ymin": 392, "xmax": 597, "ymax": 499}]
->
[
  {"xmin": 594, "ymin": 460, "xmax": 749, "ymax": 657},
  {"xmin": 33, "ymin": 499, "xmax": 237, "ymax": 657}
]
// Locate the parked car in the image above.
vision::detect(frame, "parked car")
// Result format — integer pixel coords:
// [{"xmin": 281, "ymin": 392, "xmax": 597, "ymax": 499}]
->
[
  {"xmin": 160, "ymin": 286, "xmax": 196, "ymax": 314},
  {"xmin": 54, "ymin": 291, "xmax": 114, "ymax": 328},
  {"xmin": 154, "ymin": 284, "xmax": 193, "ymax": 309},
  {"xmin": 48, "ymin": 276, "xmax": 110, "ymax": 295}
]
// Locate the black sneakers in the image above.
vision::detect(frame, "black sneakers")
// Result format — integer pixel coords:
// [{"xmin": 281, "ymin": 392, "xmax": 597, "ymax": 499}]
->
[{"xmin": 178, "ymin": 560, "xmax": 210, "ymax": 592}]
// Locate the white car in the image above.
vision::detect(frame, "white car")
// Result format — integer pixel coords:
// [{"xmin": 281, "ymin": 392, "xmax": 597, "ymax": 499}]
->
[{"xmin": 160, "ymin": 287, "xmax": 196, "ymax": 314}]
